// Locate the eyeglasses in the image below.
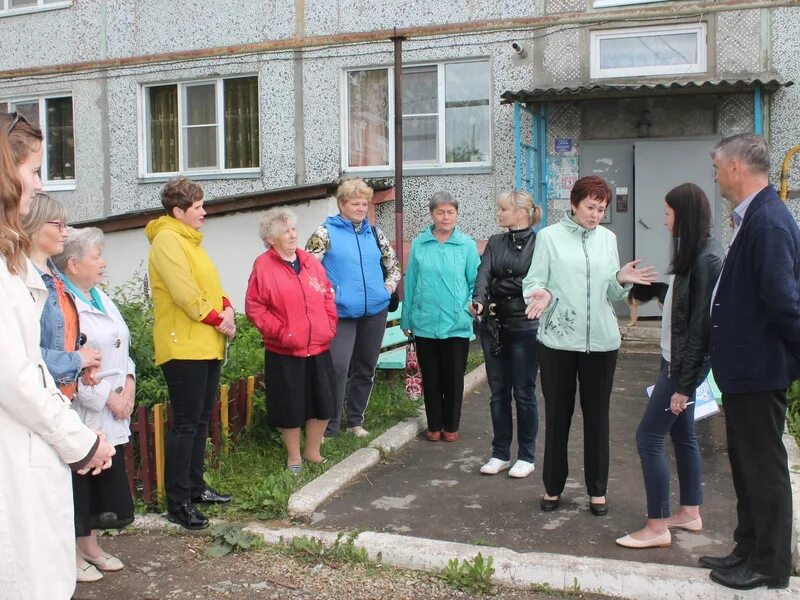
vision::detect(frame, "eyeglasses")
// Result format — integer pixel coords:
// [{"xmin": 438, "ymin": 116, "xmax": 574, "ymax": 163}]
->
[
  {"xmin": 5, "ymin": 111, "xmax": 31, "ymax": 136},
  {"xmin": 46, "ymin": 220, "xmax": 67, "ymax": 232}
]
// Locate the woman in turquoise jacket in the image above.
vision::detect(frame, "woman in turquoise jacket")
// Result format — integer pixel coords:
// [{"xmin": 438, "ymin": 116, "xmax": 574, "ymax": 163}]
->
[
  {"xmin": 401, "ymin": 191, "xmax": 480, "ymax": 442},
  {"xmin": 522, "ymin": 175, "xmax": 655, "ymax": 515}
]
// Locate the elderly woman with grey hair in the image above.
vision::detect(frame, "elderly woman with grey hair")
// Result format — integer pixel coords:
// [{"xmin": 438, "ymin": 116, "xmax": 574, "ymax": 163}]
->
[
  {"xmin": 53, "ymin": 226, "xmax": 136, "ymax": 582},
  {"xmin": 246, "ymin": 207, "xmax": 338, "ymax": 473},
  {"xmin": 400, "ymin": 191, "xmax": 480, "ymax": 441}
]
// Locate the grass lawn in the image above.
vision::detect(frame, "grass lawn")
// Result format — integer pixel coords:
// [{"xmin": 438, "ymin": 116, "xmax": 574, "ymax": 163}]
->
[{"xmin": 193, "ymin": 348, "xmax": 485, "ymax": 521}]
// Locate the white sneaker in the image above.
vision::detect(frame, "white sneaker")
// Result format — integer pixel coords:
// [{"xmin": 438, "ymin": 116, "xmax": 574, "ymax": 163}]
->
[
  {"xmin": 480, "ymin": 457, "xmax": 511, "ymax": 475},
  {"xmin": 508, "ymin": 459, "xmax": 536, "ymax": 478},
  {"xmin": 347, "ymin": 426, "xmax": 370, "ymax": 437}
]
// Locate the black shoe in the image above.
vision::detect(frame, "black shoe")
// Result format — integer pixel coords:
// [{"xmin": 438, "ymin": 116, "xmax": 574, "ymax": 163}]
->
[
  {"xmin": 698, "ymin": 550, "xmax": 747, "ymax": 570},
  {"xmin": 167, "ymin": 503, "xmax": 209, "ymax": 530},
  {"xmin": 709, "ymin": 564, "xmax": 789, "ymax": 590},
  {"xmin": 540, "ymin": 496, "xmax": 560, "ymax": 512},
  {"xmin": 589, "ymin": 501, "xmax": 609, "ymax": 516},
  {"xmin": 191, "ymin": 487, "xmax": 232, "ymax": 504}
]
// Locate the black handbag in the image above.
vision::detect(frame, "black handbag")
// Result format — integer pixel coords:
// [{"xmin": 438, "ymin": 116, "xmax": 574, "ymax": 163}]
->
[{"xmin": 373, "ymin": 226, "xmax": 400, "ymax": 311}]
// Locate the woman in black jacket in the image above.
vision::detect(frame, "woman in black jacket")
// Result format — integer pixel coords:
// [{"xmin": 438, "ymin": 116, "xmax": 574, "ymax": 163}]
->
[
  {"xmin": 616, "ymin": 183, "xmax": 724, "ymax": 549},
  {"xmin": 471, "ymin": 191, "xmax": 542, "ymax": 478}
]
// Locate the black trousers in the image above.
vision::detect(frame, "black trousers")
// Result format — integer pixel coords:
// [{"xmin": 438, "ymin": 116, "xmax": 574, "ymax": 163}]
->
[
  {"xmin": 537, "ymin": 343, "xmax": 618, "ymax": 497},
  {"xmin": 162, "ymin": 359, "xmax": 221, "ymax": 510},
  {"xmin": 723, "ymin": 390, "xmax": 792, "ymax": 578},
  {"xmin": 415, "ymin": 336, "xmax": 470, "ymax": 433}
]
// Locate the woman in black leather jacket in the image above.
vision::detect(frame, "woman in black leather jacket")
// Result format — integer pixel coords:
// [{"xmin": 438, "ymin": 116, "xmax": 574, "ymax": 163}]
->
[
  {"xmin": 471, "ymin": 191, "xmax": 542, "ymax": 478},
  {"xmin": 616, "ymin": 183, "xmax": 724, "ymax": 549}
]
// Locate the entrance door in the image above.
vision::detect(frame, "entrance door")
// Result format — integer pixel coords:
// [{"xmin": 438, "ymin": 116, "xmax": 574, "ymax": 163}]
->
[{"xmin": 634, "ymin": 139, "xmax": 719, "ymax": 315}]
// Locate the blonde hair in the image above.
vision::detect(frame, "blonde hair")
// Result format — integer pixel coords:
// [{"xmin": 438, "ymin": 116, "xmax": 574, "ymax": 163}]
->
[
  {"xmin": 336, "ymin": 178, "xmax": 373, "ymax": 206},
  {"xmin": 496, "ymin": 190, "xmax": 542, "ymax": 227},
  {"xmin": 259, "ymin": 206, "xmax": 297, "ymax": 247},
  {"xmin": 21, "ymin": 192, "xmax": 68, "ymax": 240}
]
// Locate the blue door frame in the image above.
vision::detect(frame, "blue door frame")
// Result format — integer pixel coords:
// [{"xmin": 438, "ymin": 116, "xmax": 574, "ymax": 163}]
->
[{"xmin": 513, "ymin": 102, "xmax": 548, "ymax": 227}]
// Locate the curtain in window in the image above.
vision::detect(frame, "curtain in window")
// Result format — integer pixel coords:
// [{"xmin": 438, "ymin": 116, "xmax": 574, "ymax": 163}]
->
[
  {"xmin": 148, "ymin": 85, "xmax": 178, "ymax": 173},
  {"xmin": 224, "ymin": 77, "xmax": 259, "ymax": 169},
  {"xmin": 444, "ymin": 62, "xmax": 490, "ymax": 163},
  {"xmin": 45, "ymin": 97, "xmax": 74, "ymax": 180},
  {"xmin": 348, "ymin": 69, "xmax": 389, "ymax": 167}
]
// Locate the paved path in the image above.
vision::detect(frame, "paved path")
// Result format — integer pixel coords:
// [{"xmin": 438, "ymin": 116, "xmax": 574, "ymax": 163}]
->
[{"xmin": 313, "ymin": 353, "xmax": 738, "ymax": 569}]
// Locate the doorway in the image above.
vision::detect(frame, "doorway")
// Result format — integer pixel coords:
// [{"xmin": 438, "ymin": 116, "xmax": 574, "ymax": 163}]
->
[{"xmin": 581, "ymin": 137, "xmax": 720, "ymax": 317}]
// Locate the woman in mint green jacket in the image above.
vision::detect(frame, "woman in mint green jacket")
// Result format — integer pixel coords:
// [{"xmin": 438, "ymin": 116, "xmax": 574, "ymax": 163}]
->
[
  {"xmin": 522, "ymin": 175, "xmax": 655, "ymax": 516},
  {"xmin": 401, "ymin": 191, "xmax": 480, "ymax": 442}
]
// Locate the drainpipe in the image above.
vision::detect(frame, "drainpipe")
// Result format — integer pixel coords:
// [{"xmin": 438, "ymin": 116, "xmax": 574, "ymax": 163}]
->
[
  {"xmin": 754, "ymin": 82, "xmax": 763, "ymax": 135},
  {"xmin": 392, "ymin": 31, "xmax": 406, "ymax": 286}
]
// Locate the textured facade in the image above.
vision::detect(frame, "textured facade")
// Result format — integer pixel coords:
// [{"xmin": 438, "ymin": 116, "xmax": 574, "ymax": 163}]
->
[{"xmin": 0, "ymin": 0, "xmax": 797, "ymax": 252}]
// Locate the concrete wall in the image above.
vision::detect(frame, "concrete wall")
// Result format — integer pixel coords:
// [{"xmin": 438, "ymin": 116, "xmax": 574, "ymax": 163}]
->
[{"xmin": 100, "ymin": 197, "xmax": 339, "ymax": 309}]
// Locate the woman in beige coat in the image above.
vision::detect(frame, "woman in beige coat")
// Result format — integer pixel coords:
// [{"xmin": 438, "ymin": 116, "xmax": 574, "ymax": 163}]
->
[{"xmin": 0, "ymin": 112, "xmax": 115, "ymax": 599}]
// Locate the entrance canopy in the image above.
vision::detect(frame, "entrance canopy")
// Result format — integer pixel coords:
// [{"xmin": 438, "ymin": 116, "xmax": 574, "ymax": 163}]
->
[{"xmin": 501, "ymin": 75, "xmax": 792, "ymax": 105}]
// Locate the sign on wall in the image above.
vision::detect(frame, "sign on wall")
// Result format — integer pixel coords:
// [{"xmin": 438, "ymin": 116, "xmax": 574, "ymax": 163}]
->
[
  {"xmin": 554, "ymin": 138, "xmax": 573, "ymax": 153},
  {"xmin": 547, "ymin": 156, "xmax": 579, "ymax": 199}
]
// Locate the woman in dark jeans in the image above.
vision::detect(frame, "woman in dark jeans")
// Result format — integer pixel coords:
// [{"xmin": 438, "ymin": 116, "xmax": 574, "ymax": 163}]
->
[
  {"xmin": 616, "ymin": 183, "xmax": 723, "ymax": 549},
  {"xmin": 471, "ymin": 191, "xmax": 542, "ymax": 478},
  {"xmin": 145, "ymin": 177, "xmax": 234, "ymax": 530}
]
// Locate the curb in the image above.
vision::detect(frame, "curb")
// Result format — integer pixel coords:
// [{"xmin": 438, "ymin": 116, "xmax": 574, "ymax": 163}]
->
[
  {"xmin": 242, "ymin": 524, "xmax": 800, "ymax": 599},
  {"xmin": 286, "ymin": 363, "xmax": 488, "ymax": 520}
]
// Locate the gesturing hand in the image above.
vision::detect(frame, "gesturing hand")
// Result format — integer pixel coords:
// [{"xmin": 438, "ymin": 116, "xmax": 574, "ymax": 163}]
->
[
  {"xmin": 524, "ymin": 289, "xmax": 552, "ymax": 320},
  {"xmin": 617, "ymin": 259, "xmax": 658, "ymax": 286}
]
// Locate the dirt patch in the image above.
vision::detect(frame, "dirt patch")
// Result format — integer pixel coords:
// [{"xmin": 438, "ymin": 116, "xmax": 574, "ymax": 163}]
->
[{"xmin": 73, "ymin": 529, "xmax": 615, "ymax": 599}]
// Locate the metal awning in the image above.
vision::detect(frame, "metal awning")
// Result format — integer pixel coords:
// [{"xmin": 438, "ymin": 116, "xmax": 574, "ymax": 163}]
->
[{"xmin": 501, "ymin": 75, "xmax": 793, "ymax": 104}]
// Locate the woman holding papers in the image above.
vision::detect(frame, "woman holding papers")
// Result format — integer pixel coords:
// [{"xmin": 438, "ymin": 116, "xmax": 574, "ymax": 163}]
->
[{"xmin": 616, "ymin": 183, "xmax": 723, "ymax": 549}]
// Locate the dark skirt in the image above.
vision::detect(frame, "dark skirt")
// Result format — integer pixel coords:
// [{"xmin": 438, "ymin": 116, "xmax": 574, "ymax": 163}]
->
[
  {"xmin": 72, "ymin": 443, "xmax": 135, "ymax": 537},
  {"xmin": 265, "ymin": 349, "xmax": 335, "ymax": 428}
]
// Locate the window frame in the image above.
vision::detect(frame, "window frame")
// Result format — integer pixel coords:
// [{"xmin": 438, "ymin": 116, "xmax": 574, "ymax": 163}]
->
[
  {"xmin": 592, "ymin": 0, "xmax": 669, "ymax": 7},
  {"xmin": 0, "ymin": 0, "xmax": 71, "ymax": 17},
  {"xmin": 1, "ymin": 92, "xmax": 76, "ymax": 191},
  {"xmin": 138, "ymin": 74, "xmax": 261, "ymax": 179},
  {"xmin": 340, "ymin": 58, "xmax": 493, "ymax": 176},
  {"xmin": 590, "ymin": 23, "xmax": 707, "ymax": 79}
]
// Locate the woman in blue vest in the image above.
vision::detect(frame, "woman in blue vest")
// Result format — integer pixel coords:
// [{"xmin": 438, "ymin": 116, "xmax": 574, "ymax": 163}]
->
[
  {"xmin": 401, "ymin": 191, "xmax": 480, "ymax": 441},
  {"xmin": 306, "ymin": 179, "xmax": 400, "ymax": 438}
]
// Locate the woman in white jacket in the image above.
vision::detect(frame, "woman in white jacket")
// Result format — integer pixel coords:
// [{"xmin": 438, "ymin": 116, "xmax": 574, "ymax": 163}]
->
[
  {"xmin": 0, "ymin": 112, "xmax": 115, "ymax": 599},
  {"xmin": 55, "ymin": 226, "xmax": 136, "ymax": 581}
]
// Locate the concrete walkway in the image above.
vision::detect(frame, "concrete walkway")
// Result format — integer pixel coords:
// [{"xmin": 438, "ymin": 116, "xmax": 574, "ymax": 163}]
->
[{"xmin": 310, "ymin": 354, "xmax": 744, "ymax": 569}]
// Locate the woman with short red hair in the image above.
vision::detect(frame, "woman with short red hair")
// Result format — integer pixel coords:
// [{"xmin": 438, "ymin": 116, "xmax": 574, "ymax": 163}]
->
[{"xmin": 522, "ymin": 175, "xmax": 656, "ymax": 516}]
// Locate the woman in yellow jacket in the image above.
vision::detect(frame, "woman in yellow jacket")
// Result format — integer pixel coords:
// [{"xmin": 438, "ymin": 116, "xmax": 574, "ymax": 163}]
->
[{"xmin": 145, "ymin": 177, "xmax": 234, "ymax": 530}]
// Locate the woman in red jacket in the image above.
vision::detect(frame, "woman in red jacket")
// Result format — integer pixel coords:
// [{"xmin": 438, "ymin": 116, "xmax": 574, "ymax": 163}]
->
[{"xmin": 245, "ymin": 207, "xmax": 337, "ymax": 474}]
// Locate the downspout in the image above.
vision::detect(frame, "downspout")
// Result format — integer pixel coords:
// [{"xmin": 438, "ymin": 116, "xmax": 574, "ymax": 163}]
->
[
  {"xmin": 514, "ymin": 101, "xmax": 522, "ymax": 190},
  {"xmin": 753, "ymin": 82, "xmax": 763, "ymax": 135},
  {"xmin": 392, "ymin": 31, "xmax": 406, "ymax": 288}
]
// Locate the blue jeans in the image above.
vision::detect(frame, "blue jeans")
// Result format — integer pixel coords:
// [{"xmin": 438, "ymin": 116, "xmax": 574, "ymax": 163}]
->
[
  {"xmin": 635, "ymin": 358, "xmax": 704, "ymax": 518},
  {"xmin": 481, "ymin": 328, "xmax": 539, "ymax": 463}
]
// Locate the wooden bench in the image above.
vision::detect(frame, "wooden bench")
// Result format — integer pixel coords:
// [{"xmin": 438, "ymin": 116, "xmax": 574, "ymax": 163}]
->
[
  {"xmin": 377, "ymin": 303, "xmax": 407, "ymax": 370},
  {"xmin": 375, "ymin": 302, "xmax": 476, "ymax": 371}
]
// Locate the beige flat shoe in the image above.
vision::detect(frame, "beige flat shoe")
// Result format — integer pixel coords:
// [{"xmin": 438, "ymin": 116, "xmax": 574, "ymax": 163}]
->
[
  {"xmin": 76, "ymin": 556, "xmax": 103, "ymax": 582},
  {"xmin": 78, "ymin": 548, "xmax": 124, "ymax": 572},
  {"xmin": 667, "ymin": 516, "xmax": 703, "ymax": 532},
  {"xmin": 615, "ymin": 530, "xmax": 671, "ymax": 549}
]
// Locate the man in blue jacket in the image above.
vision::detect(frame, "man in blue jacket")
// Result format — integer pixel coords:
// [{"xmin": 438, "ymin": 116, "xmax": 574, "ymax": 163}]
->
[{"xmin": 701, "ymin": 134, "xmax": 799, "ymax": 590}]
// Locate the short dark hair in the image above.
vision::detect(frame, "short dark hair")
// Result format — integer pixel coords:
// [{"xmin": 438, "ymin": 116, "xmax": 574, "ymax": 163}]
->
[
  {"xmin": 570, "ymin": 176, "xmax": 612, "ymax": 208},
  {"xmin": 161, "ymin": 177, "xmax": 203, "ymax": 217},
  {"xmin": 665, "ymin": 182, "xmax": 711, "ymax": 275}
]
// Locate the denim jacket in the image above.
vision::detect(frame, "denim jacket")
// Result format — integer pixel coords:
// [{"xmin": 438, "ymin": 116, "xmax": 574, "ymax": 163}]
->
[{"xmin": 37, "ymin": 260, "xmax": 82, "ymax": 385}]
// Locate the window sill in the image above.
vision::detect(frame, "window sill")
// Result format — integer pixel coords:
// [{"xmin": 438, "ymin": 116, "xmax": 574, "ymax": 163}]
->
[
  {"xmin": 0, "ymin": 2, "xmax": 72, "ymax": 18},
  {"xmin": 137, "ymin": 169, "xmax": 262, "ymax": 183},
  {"xmin": 43, "ymin": 181, "xmax": 77, "ymax": 192},
  {"xmin": 343, "ymin": 164, "xmax": 493, "ymax": 177}
]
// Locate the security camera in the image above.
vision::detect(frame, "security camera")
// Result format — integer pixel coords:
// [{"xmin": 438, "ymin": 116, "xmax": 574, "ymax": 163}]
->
[{"xmin": 511, "ymin": 42, "xmax": 528, "ymax": 59}]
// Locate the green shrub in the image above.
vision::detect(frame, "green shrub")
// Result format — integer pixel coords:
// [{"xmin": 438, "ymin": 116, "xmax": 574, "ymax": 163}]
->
[{"xmin": 787, "ymin": 380, "xmax": 800, "ymax": 442}]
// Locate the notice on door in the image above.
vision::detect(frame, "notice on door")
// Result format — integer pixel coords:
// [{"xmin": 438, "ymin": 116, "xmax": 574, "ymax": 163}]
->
[
  {"xmin": 547, "ymin": 156, "xmax": 579, "ymax": 199},
  {"xmin": 616, "ymin": 187, "xmax": 629, "ymax": 213}
]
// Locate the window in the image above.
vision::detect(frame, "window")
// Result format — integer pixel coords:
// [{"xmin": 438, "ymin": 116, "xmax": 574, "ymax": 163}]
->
[
  {"xmin": 1, "ymin": 95, "xmax": 75, "ymax": 189},
  {"xmin": 343, "ymin": 59, "xmax": 491, "ymax": 172},
  {"xmin": 593, "ymin": 0, "xmax": 669, "ymax": 7},
  {"xmin": 142, "ymin": 75, "xmax": 259, "ymax": 176},
  {"xmin": 0, "ymin": 0, "xmax": 71, "ymax": 16},
  {"xmin": 590, "ymin": 24, "xmax": 707, "ymax": 79}
]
